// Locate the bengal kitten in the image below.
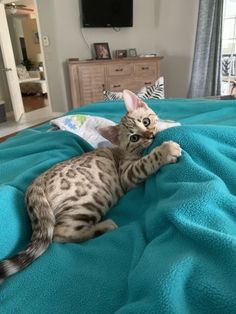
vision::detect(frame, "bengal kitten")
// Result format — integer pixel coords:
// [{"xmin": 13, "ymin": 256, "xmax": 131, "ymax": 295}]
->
[{"xmin": 0, "ymin": 90, "xmax": 181, "ymax": 282}]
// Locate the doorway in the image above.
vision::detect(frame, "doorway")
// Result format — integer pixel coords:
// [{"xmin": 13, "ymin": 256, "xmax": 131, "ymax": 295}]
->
[{"xmin": 4, "ymin": 0, "xmax": 49, "ymax": 114}]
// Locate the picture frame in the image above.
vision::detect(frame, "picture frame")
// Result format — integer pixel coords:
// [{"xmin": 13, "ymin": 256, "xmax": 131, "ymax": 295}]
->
[
  {"xmin": 94, "ymin": 43, "xmax": 111, "ymax": 60},
  {"xmin": 128, "ymin": 48, "xmax": 137, "ymax": 57},
  {"xmin": 115, "ymin": 49, "xmax": 127, "ymax": 58}
]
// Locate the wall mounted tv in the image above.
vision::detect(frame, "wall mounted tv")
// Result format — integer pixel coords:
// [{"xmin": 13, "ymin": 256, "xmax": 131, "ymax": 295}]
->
[{"xmin": 81, "ymin": 0, "xmax": 133, "ymax": 28}]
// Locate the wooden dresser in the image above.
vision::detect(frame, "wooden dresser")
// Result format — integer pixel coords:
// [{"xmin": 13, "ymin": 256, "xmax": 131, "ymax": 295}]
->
[{"xmin": 68, "ymin": 56, "xmax": 163, "ymax": 108}]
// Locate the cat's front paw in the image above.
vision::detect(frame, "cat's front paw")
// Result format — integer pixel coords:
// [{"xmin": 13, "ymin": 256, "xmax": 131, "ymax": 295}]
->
[{"xmin": 158, "ymin": 141, "xmax": 182, "ymax": 164}]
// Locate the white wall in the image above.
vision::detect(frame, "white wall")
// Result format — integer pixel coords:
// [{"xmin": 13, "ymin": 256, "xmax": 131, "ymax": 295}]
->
[
  {"xmin": 37, "ymin": 0, "xmax": 165, "ymax": 112},
  {"xmin": 0, "ymin": 0, "xmax": 199, "ymax": 113},
  {"xmin": 37, "ymin": 0, "xmax": 198, "ymax": 112},
  {"xmin": 155, "ymin": 0, "xmax": 199, "ymax": 97}
]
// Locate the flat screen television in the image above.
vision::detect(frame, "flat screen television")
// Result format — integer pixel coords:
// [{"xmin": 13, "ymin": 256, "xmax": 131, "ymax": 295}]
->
[{"xmin": 81, "ymin": 0, "xmax": 133, "ymax": 28}]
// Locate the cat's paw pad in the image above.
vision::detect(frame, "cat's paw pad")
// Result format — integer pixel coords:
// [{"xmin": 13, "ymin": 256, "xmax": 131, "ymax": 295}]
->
[{"xmin": 159, "ymin": 141, "xmax": 182, "ymax": 164}]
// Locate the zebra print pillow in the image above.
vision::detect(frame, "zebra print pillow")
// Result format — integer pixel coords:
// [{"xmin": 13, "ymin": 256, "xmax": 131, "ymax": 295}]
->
[
  {"xmin": 103, "ymin": 90, "xmax": 123, "ymax": 101},
  {"xmin": 137, "ymin": 76, "xmax": 165, "ymax": 99},
  {"xmin": 103, "ymin": 77, "xmax": 165, "ymax": 101}
]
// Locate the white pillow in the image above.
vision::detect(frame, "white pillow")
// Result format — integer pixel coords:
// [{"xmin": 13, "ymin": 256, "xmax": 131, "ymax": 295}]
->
[{"xmin": 16, "ymin": 65, "xmax": 30, "ymax": 80}]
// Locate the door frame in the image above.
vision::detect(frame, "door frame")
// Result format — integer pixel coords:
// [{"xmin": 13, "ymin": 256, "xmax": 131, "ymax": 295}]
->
[
  {"xmin": 0, "ymin": 1, "xmax": 24, "ymax": 121},
  {"xmin": 0, "ymin": 0, "xmax": 52, "ymax": 120}
]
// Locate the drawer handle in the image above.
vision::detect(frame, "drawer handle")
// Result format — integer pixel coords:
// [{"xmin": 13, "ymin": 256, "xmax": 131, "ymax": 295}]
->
[
  {"xmin": 144, "ymin": 82, "xmax": 152, "ymax": 85},
  {"xmin": 113, "ymin": 84, "xmax": 121, "ymax": 88},
  {"xmin": 115, "ymin": 68, "xmax": 123, "ymax": 72},
  {"xmin": 142, "ymin": 67, "xmax": 149, "ymax": 70}
]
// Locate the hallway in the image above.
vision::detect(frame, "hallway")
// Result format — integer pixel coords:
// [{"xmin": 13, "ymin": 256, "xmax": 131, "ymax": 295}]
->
[{"xmin": 23, "ymin": 94, "xmax": 48, "ymax": 112}]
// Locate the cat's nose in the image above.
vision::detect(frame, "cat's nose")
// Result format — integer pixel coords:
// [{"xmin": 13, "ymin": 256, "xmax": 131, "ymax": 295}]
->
[{"xmin": 144, "ymin": 132, "xmax": 155, "ymax": 139}]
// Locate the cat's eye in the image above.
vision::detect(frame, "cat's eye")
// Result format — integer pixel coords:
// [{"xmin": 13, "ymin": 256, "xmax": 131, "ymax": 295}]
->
[
  {"xmin": 143, "ymin": 118, "xmax": 150, "ymax": 127},
  {"xmin": 130, "ymin": 134, "xmax": 140, "ymax": 142}
]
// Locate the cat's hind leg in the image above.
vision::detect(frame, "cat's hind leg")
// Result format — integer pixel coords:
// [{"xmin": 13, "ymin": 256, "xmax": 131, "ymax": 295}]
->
[{"xmin": 53, "ymin": 219, "xmax": 117, "ymax": 243}]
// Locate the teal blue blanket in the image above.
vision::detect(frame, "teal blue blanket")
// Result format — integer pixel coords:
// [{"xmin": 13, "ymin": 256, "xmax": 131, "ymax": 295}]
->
[{"xmin": 1, "ymin": 98, "xmax": 236, "ymax": 313}]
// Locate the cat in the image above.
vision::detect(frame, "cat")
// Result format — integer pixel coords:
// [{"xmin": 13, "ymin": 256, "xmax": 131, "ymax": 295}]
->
[{"xmin": 0, "ymin": 89, "xmax": 181, "ymax": 283}]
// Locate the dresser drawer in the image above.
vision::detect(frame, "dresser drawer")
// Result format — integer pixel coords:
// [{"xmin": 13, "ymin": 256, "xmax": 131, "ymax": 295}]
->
[
  {"xmin": 134, "ymin": 62, "xmax": 157, "ymax": 77},
  {"xmin": 135, "ymin": 78, "xmax": 156, "ymax": 87},
  {"xmin": 107, "ymin": 79, "xmax": 133, "ymax": 91},
  {"xmin": 107, "ymin": 63, "xmax": 133, "ymax": 76},
  {"xmin": 127, "ymin": 80, "xmax": 153, "ymax": 94},
  {"xmin": 107, "ymin": 77, "xmax": 156, "ymax": 93},
  {"xmin": 79, "ymin": 65, "xmax": 105, "ymax": 104},
  {"xmin": 68, "ymin": 56, "xmax": 163, "ymax": 107}
]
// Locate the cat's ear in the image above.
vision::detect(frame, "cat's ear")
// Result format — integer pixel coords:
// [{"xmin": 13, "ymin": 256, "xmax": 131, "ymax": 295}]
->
[
  {"xmin": 123, "ymin": 89, "xmax": 148, "ymax": 112},
  {"xmin": 98, "ymin": 125, "xmax": 119, "ymax": 145}
]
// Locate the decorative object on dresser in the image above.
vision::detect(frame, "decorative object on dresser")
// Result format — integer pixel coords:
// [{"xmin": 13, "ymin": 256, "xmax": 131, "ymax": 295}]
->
[
  {"xmin": 115, "ymin": 49, "xmax": 128, "ymax": 58},
  {"xmin": 68, "ymin": 56, "xmax": 163, "ymax": 107},
  {"xmin": 128, "ymin": 48, "xmax": 137, "ymax": 57},
  {"xmin": 93, "ymin": 43, "xmax": 111, "ymax": 60}
]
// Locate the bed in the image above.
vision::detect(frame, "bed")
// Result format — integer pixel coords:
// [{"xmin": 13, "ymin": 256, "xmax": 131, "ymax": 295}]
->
[{"xmin": 0, "ymin": 98, "xmax": 236, "ymax": 313}]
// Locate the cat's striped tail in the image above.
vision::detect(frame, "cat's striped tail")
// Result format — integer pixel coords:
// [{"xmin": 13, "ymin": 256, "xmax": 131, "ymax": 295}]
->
[{"xmin": 0, "ymin": 192, "xmax": 55, "ymax": 284}]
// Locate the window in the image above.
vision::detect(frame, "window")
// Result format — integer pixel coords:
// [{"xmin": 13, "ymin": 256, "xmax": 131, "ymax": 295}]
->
[{"xmin": 222, "ymin": 0, "xmax": 236, "ymax": 95}]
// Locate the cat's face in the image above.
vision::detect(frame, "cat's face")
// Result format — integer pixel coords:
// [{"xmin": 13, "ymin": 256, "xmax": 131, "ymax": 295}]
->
[
  {"xmin": 119, "ymin": 106, "xmax": 158, "ymax": 154},
  {"xmin": 99, "ymin": 90, "xmax": 159, "ymax": 155}
]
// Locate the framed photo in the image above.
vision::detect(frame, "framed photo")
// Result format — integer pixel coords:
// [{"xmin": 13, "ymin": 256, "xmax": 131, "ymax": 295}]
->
[
  {"xmin": 94, "ymin": 43, "xmax": 111, "ymax": 60},
  {"xmin": 115, "ymin": 49, "xmax": 127, "ymax": 58},
  {"xmin": 128, "ymin": 48, "xmax": 137, "ymax": 57}
]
